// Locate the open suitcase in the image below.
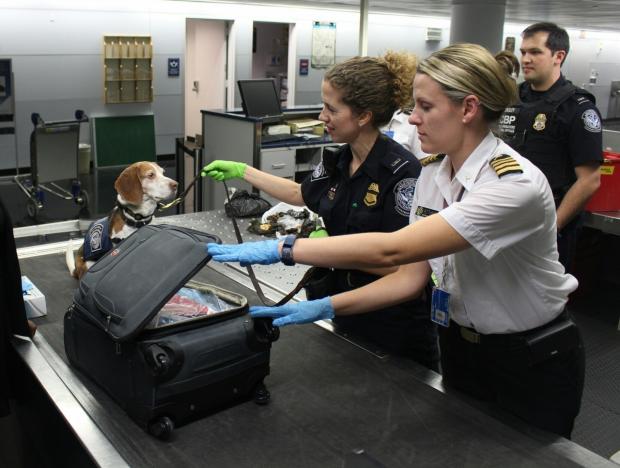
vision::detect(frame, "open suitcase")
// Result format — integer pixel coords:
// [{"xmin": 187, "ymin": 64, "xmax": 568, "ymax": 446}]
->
[{"xmin": 64, "ymin": 224, "xmax": 279, "ymax": 439}]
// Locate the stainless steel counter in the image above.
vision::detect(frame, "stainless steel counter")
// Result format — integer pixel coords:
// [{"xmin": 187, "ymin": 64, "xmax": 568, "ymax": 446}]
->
[
  {"xmin": 11, "ymin": 211, "xmax": 617, "ymax": 468},
  {"xmin": 583, "ymin": 210, "xmax": 620, "ymax": 236}
]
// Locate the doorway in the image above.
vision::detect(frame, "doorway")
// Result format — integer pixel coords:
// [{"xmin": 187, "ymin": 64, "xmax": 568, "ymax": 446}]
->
[
  {"xmin": 185, "ymin": 18, "xmax": 228, "ymax": 139},
  {"xmin": 252, "ymin": 22, "xmax": 291, "ymax": 107}
]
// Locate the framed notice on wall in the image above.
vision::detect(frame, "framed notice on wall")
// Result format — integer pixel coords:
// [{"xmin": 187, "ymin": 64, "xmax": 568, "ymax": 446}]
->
[{"xmin": 311, "ymin": 21, "xmax": 336, "ymax": 68}]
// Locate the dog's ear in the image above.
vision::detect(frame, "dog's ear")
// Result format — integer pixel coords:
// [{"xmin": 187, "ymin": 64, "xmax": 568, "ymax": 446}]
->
[{"xmin": 114, "ymin": 165, "xmax": 144, "ymax": 205}]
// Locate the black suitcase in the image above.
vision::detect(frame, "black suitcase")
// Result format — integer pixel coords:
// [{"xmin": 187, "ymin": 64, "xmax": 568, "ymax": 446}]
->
[{"xmin": 64, "ymin": 224, "xmax": 279, "ymax": 439}]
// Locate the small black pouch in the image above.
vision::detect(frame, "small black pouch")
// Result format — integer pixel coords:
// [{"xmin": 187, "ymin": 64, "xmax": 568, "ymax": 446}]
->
[
  {"xmin": 524, "ymin": 318, "xmax": 579, "ymax": 366},
  {"xmin": 303, "ymin": 267, "xmax": 336, "ymax": 300},
  {"xmin": 224, "ymin": 190, "xmax": 272, "ymax": 218}
]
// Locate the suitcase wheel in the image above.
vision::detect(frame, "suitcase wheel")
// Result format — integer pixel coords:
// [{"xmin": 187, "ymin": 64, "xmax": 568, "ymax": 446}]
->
[
  {"xmin": 148, "ymin": 416, "xmax": 175, "ymax": 440},
  {"xmin": 253, "ymin": 383, "xmax": 271, "ymax": 405}
]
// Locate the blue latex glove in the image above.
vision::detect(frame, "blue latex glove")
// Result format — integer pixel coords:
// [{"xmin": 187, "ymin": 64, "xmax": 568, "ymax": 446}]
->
[
  {"xmin": 250, "ymin": 297, "xmax": 335, "ymax": 327},
  {"xmin": 207, "ymin": 240, "xmax": 280, "ymax": 266},
  {"xmin": 21, "ymin": 276, "xmax": 34, "ymax": 294}
]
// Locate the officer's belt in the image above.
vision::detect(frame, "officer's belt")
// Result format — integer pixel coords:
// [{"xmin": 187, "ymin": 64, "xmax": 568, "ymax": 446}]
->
[{"xmin": 457, "ymin": 309, "xmax": 569, "ymax": 345}]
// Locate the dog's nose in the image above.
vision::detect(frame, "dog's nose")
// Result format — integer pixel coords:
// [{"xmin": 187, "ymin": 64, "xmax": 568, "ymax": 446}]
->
[{"xmin": 170, "ymin": 180, "xmax": 178, "ymax": 190}]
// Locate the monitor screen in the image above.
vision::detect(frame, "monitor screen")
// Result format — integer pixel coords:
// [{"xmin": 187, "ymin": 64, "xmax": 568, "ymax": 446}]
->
[{"xmin": 237, "ymin": 79, "xmax": 283, "ymax": 123}]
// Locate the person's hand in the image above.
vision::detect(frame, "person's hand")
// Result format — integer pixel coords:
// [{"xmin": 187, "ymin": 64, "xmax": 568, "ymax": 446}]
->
[
  {"xmin": 207, "ymin": 240, "xmax": 280, "ymax": 266},
  {"xmin": 201, "ymin": 160, "xmax": 247, "ymax": 181},
  {"xmin": 250, "ymin": 297, "xmax": 335, "ymax": 327}
]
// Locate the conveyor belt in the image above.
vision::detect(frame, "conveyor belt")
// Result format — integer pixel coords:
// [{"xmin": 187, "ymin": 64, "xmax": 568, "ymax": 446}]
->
[{"xmin": 17, "ymin": 246, "xmax": 616, "ymax": 467}]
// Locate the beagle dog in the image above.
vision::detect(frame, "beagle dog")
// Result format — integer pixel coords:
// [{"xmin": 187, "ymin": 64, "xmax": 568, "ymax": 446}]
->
[{"xmin": 66, "ymin": 161, "xmax": 178, "ymax": 279}]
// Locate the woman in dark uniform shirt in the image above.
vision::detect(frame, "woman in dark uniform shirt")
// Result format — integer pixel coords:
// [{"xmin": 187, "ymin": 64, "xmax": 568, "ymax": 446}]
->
[{"xmin": 202, "ymin": 52, "xmax": 438, "ymax": 370}]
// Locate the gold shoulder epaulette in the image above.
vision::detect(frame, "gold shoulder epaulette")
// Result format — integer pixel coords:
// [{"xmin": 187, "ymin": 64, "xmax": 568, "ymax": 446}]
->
[
  {"xmin": 420, "ymin": 153, "xmax": 445, "ymax": 167},
  {"xmin": 490, "ymin": 154, "xmax": 523, "ymax": 177}
]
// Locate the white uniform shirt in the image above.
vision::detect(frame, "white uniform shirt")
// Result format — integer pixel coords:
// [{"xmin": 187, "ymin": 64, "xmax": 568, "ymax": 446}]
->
[
  {"xmin": 410, "ymin": 132, "xmax": 578, "ymax": 334},
  {"xmin": 382, "ymin": 111, "xmax": 429, "ymax": 160}
]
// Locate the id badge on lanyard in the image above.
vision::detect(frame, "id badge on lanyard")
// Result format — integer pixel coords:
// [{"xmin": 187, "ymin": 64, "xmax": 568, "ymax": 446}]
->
[
  {"xmin": 431, "ymin": 286, "xmax": 451, "ymax": 327},
  {"xmin": 431, "ymin": 185, "xmax": 465, "ymax": 327}
]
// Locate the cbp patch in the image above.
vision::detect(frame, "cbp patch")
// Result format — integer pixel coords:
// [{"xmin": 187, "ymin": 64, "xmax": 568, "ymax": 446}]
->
[
  {"xmin": 311, "ymin": 161, "xmax": 328, "ymax": 181},
  {"xmin": 582, "ymin": 109, "xmax": 601, "ymax": 133},
  {"xmin": 393, "ymin": 178, "xmax": 416, "ymax": 216},
  {"xmin": 89, "ymin": 221, "xmax": 104, "ymax": 253}
]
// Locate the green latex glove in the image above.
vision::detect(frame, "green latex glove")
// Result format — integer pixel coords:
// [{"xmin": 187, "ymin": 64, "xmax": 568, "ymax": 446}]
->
[
  {"xmin": 200, "ymin": 160, "xmax": 247, "ymax": 181},
  {"xmin": 309, "ymin": 228, "xmax": 329, "ymax": 239}
]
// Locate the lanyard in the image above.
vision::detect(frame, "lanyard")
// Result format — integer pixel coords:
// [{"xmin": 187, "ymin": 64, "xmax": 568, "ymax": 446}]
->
[{"xmin": 439, "ymin": 184, "xmax": 466, "ymax": 288}]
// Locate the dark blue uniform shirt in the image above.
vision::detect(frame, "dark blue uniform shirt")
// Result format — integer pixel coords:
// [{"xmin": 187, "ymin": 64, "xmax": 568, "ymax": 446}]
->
[
  {"xmin": 300, "ymin": 134, "xmax": 438, "ymax": 368},
  {"xmin": 301, "ymin": 134, "xmax": 420, "ymax": 236}
]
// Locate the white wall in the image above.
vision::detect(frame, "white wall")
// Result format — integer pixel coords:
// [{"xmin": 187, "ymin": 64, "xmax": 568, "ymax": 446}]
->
[{"xmin": 1, "ymin": 0, "xmax": 619, "ymax": 169}]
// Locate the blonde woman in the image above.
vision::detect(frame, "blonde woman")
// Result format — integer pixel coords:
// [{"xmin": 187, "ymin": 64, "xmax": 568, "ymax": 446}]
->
[{"xmin": 208, "ymin": 43, "xmax": 585, "ymax": 438}]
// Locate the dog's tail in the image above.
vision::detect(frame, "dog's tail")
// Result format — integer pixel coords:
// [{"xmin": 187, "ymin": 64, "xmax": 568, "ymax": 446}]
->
[{"xmin": 66, "ymin": 244, "xmax": 77, "ymax": 278}]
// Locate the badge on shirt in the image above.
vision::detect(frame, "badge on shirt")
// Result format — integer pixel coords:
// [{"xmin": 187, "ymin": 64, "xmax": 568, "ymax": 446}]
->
[
  {"xmin": 363, "ymin": 182, "xmax": 379, "ymax": 207},
  {"xmin": 327, "ymin": 184, "xmax": 338, "ymax": 200},
  {"xmin": 431, "ymin": 287, "xmax": 450, "ymax": 327},
  {"xmin": 415, "ymin": 206, "xmax": 438, "ymax": 217},
  {"xmin": 533, "ymin": 113, "xmax": 547, "ymax": 131}
]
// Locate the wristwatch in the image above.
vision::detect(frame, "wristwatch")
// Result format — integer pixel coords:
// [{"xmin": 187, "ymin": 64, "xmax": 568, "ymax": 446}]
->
[{"xmin": 280, "ymin": 234, "xmax": 297, "ymax": 266}]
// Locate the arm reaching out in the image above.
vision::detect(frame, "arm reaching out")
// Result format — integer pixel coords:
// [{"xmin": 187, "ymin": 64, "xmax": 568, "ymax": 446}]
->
[
  {"xmin": 250, "ymin": 261, "xmax": 431, "ymax": 326},
  {"xmin": 201, "ymin": 160, "xmax": 304, "ymax": 206}
]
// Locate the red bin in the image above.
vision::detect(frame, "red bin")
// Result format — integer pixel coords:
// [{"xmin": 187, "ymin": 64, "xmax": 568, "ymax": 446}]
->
[{"xmin": 585, "ymin": 151, "xmax": 620, "ymax": 212}]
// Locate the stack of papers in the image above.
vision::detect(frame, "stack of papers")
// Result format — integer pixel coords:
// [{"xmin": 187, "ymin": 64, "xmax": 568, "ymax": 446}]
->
[{"xmin": 285, "ymin": 118, "xmax": 325, "ymax": 135}]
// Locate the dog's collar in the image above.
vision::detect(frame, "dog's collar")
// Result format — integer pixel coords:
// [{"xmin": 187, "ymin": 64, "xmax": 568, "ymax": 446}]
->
[{"xmin": 115, "ymin": 202, "xmax": 155, "ymax": 228}]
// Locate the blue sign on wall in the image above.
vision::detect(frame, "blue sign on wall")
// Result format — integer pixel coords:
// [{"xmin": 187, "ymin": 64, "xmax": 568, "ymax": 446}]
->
[
  {"xmin": 168, "ymin": 57, "xmax": 180, "ymax": 77},
  {"xmin": 299, "ymin": 58, "xmax": 309, "ymax": 76}
]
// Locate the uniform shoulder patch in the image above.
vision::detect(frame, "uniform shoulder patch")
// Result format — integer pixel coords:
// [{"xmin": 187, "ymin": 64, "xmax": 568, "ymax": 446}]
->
[
  {"xmin": 311, "ymin": 161, "xmax": 328, "ymax": 181},
  {"xmin": 489, "ymin": 154, "xmax": 523, "ymax": 178},
  {"xmin": 419, "ymin": 153, "xmax": 445, "ymax": 167},
  {"xmin": 393, "ymin": 178, "xmax": 417, "ymax": 216},
  {"xmin": 581, "ymin": 109, "xmax": 602, "ymax": 133}
]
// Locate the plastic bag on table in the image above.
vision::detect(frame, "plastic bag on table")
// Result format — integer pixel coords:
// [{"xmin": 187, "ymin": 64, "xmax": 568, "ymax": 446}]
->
[
  {"xmin": 146, "ymin": 287, "xmax": 237, "ymax": 328},
  {"xmin": 224, "ymin": 190, "xmax": 271, "ymax": 218},
  {"xmin": 259, "ymin": 202, "xmax": 315, "ymax": 237}
]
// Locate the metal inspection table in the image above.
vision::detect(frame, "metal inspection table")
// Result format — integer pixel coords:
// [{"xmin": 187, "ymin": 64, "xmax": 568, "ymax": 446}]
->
[
  {"xmin": 583, "ymin": 210, "xmax": 620, "ymax": 236},
  {"xmin": 13, "ymin": 211, "xmax": 615, "ymax": 468}
]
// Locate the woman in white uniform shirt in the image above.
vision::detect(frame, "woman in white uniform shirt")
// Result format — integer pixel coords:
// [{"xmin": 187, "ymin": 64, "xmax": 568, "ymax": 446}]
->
[{"xmin": 207, "ymin": 43, "xmax": 585, "ymax": 438}]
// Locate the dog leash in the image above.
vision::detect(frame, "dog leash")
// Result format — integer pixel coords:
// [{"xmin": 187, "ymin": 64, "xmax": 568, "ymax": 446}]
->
[
  {"xmin": 157, "ymin": 172, "xmax": 203, "ymax": 211},
  {"xmin": 222, "ymin": 181, "xmax": 316, "ymax": 307}
]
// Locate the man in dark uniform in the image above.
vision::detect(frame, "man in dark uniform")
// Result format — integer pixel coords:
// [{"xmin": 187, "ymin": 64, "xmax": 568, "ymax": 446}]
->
[{"xmin": 498, "ymin": 22, "xmax": 602, "ymax": 271}]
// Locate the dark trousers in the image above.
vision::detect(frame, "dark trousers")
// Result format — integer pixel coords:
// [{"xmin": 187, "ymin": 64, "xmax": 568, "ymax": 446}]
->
[
  {"xmin": 439, "ymin": 314, "xmax": 585, "ymax": 438},
  {"xmin": 558, "ymin": 213, "xmax": 583, "ymax": 274},
  {"xmin": 307, "ymin": 268, "xmax": 439, "ymax": 371}
]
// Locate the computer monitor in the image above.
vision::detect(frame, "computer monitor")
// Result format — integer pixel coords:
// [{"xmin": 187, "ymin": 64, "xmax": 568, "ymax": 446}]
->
[{"xmin": 237, "ymin": 79, "xmax": 283, "ymax": 123}]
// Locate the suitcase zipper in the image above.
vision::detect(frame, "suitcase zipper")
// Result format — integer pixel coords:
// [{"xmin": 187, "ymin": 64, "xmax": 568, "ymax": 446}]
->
[{"xmin": 142, "ymin": 307, "xmax": 247, "ymax": 339}]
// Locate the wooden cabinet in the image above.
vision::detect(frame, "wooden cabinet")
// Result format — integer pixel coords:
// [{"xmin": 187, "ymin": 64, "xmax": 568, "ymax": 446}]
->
[{"xmin": 103, "ymin": 35, "xmax": 153, "ymax": 104}]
